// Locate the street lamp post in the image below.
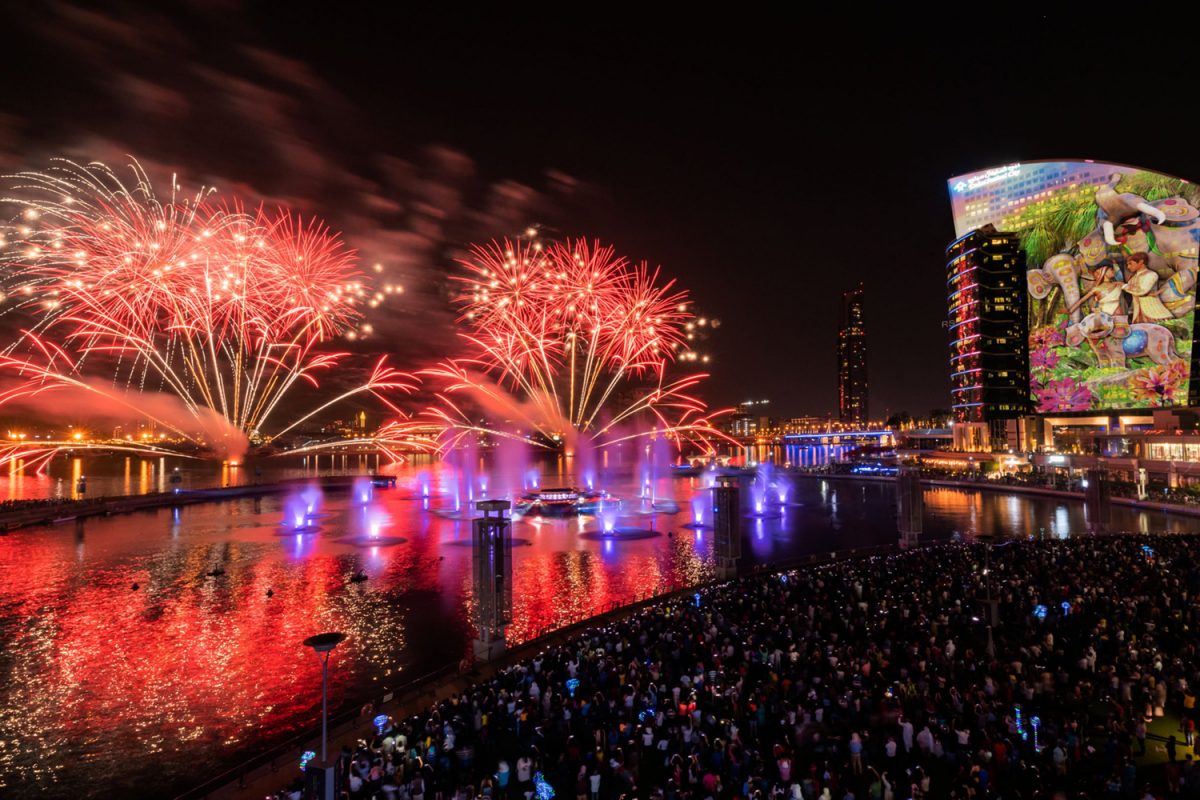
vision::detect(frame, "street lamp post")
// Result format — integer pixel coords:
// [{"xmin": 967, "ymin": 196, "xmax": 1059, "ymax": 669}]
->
[{"xmin": 303, "ymin": 632, "xmax": 347, "ymax": 763}]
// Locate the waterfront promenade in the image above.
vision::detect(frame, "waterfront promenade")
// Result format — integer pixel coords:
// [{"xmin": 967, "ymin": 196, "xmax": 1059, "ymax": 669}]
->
[
  {"xmin": 796, "ymin": 470, "xmax": 1200, "ymax": 519},
  {"xmin": 0, "ymin": 476, "xmax": 371, "ymax": 533}
]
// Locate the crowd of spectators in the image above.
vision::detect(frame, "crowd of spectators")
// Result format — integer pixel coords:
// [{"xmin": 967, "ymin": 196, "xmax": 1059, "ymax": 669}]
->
[
  {"xmin": 270, "ymin": 535, "xmax": 1200, "ymax": 800},
  {"xmin": 0, "ymin": 495, "xmax": 83, "ymax": 513}
]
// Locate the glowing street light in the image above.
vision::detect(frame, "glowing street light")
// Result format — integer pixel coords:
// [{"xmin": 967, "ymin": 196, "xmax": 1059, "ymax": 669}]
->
[{"xmin": 302, "ymin": 632, "xmax": 347, "ymax": 766}]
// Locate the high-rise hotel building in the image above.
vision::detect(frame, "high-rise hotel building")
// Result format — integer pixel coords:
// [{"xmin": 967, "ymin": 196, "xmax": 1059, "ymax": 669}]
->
[
  {"xmin": 945, "ymin": 223, "xmax": 1028, "ymax": 449},
  {"xmin": 838, "ymin": 283, "xmax": 868, "ymax": 425}
]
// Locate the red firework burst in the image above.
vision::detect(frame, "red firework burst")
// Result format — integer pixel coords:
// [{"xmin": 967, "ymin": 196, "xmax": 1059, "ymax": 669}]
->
[
  {"xmin": 427, "ymin": 235, "xmax": 730, "ymax": 451},
  {"xmin": 0, "ymin": 158, "xmax": 424, "ymax": 460}
]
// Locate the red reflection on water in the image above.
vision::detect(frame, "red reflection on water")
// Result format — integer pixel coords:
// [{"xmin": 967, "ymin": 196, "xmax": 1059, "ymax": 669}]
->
[
  {"xmin": 0, "ymin": 525, "xmax": 371, "ymax": 794},
  {"xmin": 0, "ymin": 464, "xmax": 722, "ymax": 797}
]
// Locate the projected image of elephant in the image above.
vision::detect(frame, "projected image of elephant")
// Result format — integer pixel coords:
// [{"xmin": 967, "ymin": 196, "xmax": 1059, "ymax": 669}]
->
[
  {"xmin": 1026, "ymin": 175, "xmax": 1199, "ymax": 410},
  {"xmin": 1064, "ymin": 312, "xmax": 1180, "ymax": 370},
  {"xmin": 1029, "ymin": 179, "xmax": 1200, "ymax": 326}
]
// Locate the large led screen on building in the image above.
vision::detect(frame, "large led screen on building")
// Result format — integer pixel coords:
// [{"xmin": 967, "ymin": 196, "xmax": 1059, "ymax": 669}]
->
[{"xmin": 948, "ymin": 161, "xmax": 1200, "ymax": 412}]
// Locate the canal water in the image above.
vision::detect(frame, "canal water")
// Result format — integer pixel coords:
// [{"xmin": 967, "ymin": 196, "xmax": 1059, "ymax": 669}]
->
[{"xmin": 1, "ymin": 457, "xmax": 1197, "ymax": 798}]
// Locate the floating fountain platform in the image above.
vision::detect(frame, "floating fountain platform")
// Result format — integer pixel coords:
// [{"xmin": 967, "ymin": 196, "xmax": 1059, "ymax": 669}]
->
[
  {"xmin": 629, "ymin": 501, "xmax": 681, "ymax": 516},
  {"xmin": 579, "ymin": 526, "xmax": 661, "ymax": 541},
  {"xmin": 744, "ymin": 508, "xmax": 784, "ymax": 519},
  {"xmin": 334, "ymin": 535, "xmax": 408, "ymax": 547},
  {"xmin": 430, "ymin": 507, "xmax": 476, "ymax": 520},
  {"xmin": 444, "ymin": 537, "xmax": 534, "ymax": 547},
  {"xmin": 275, "ymin": 523, "xmax": 322, "ymax": 535}
]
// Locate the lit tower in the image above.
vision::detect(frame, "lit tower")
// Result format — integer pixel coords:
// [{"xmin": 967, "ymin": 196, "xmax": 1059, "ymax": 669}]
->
[
  {"xmin": 472, "ymin": 499, "xmax": 513, "ymax": 660},
  {"xmin": 945, "ymin": 223, "xmax": 1028, "ymax": 450},
  {"xmin": 711, "ymin": 475, "xmax": 741, "ymax": 580},
  {"xmin": 838, "ymin": 283, "xmax": 868, "ymax": 424}
]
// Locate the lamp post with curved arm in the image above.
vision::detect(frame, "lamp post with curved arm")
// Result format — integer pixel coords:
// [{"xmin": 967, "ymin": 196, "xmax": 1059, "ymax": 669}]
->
[{"xmin": 303, "ymin": 632, "xmax": 346, "ymax": 763}]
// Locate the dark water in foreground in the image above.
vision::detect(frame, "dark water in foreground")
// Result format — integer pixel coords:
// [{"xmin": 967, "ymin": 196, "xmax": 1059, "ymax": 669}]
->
[{"xmin": 1, "ymin": 462, "xmax": 1197, "ymax": 798}]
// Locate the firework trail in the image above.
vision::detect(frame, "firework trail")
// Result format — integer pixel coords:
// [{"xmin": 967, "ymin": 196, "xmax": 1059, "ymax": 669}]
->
[
  {"xmin": 0, "ymin": 158, "xmax": 428, "ymax": 463},
  {"xmin": 424, "ymin": 236, "xmax": 731, "ymax": 452}
]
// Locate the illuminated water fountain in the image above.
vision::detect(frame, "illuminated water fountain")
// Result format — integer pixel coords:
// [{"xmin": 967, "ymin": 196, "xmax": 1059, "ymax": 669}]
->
[
  {"xmin": 634, "ymin": 435, "xmax": 681, "ymax": 515},
  {"xmin": 493, "ymin": 435, "xmax": 528, "ymax": 501},
  {"xmin": 574, "ymin": 434, "xmax": 597, "ymax": 494},
  {"xmin": 431, "ymin": 443, "xmax": 478, "ymax": 519},
  {"xmin": 336, "ymin": 504, "xmax": 406, "ymax": 547},
  {"xmin": 579, "ymin": 506, "xmax": 661, "ymax": 541},
  {"xmin": 410, "ymin": 469, "xmax": 433, "ymax": 510},
  {"xmin": 681, "ymin": 494, "xmax": 713, "ymax": 529},
  {"xmin": 745, "ymin": 463, "xmax": 784, "ymax": 518},
  {"xmin": 276, "ymin": 484, "xmax": 324, "ymax": 534},
  {"xmin": 352, "ymin": 476, "xmax": 373, "ymax": 505}
]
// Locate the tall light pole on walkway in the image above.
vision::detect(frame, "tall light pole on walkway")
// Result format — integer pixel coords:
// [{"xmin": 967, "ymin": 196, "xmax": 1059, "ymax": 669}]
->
[{"xmin": 303, "ymin": 632, "xmax": 347, "ymax": 764}]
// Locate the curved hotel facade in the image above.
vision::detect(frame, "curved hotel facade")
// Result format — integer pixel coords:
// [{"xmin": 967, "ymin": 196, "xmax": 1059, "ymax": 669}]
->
[{"xmin": 945, "ymin": 160, "xmax": 1200, "ymax": 482}]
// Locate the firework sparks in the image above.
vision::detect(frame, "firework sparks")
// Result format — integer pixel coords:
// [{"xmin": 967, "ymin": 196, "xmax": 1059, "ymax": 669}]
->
[
  {"xmin": 0, "ymin": 158, "xmax": 426, "ymax": 462},
  {"xmin": 424, "ymin": 236, "xmax": 731, "ymax": 452}
]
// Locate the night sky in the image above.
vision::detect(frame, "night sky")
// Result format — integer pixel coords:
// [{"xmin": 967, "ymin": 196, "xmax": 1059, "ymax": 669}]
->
[{"xmin": 1, "ymin": 6, "xmax": 1197, "ymax": 419}]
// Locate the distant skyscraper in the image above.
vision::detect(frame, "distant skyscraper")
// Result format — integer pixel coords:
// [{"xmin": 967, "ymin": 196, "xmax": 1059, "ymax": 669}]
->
[
  {"xmin": 946, "ymin": 224, "xmax": 1028, "ymax": 449},
  {"xmin": 838, "ymin": 283, "xmax": 868, "ymax": 424}
]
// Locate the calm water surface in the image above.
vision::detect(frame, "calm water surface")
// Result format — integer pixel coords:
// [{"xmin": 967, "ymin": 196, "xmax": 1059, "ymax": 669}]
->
[{"xmin": 1, "ymin": 457, "xmax": 1197, "ymax": 797}]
